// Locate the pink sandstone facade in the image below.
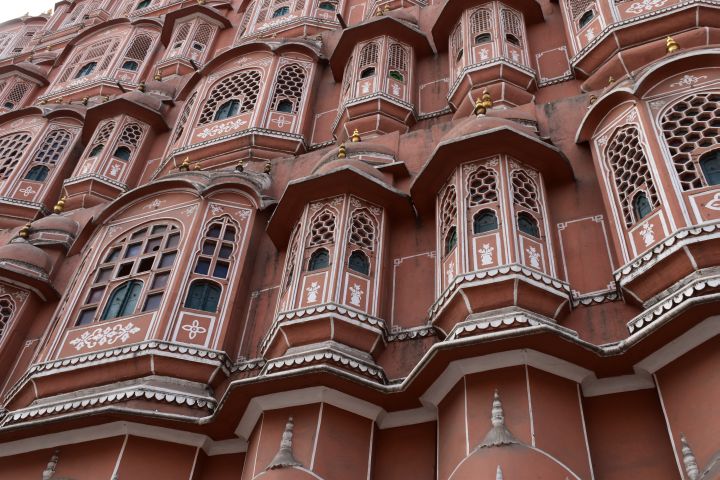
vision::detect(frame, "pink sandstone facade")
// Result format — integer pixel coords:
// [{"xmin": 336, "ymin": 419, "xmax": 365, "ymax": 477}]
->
[{"xmin": 0, "ymin": 0, "xmax": 716, "ymax": 478}]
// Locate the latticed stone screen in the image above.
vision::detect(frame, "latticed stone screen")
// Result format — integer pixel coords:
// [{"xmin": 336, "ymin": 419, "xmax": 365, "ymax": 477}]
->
[
  {"xmin": 199, "ymin": 70, "xmax": 262, "ymax": 125},
  {"xmin": 31, "ymin": 129, "xmax": 72, "ymax": 166},
  {"xmin": 440, "ymin": 185, "xmax": 457, "ymax": 236},
  {"xmin": 0, "ymin": 132, "xmax": 32, "ymax": 179},
  {"xmin": 349, "ymin": 212, "xmax": 376, "ymax": 250},
  {"xmin": 468, "ymin": 167, "xmax": 498, "ymax": 206},
  {"xmin": 470, "ymin": 8, "xmax": 492, "ymax": 36},
  {"xmin": 0, "ymin": 297, "xmax": 14, "ymax": 341},
  {"xmin": 511, "ymin": 170, "xmax": 539, "ymax": 212},
  {"xmin": 308, "ymin": 210, "xmax": 336, "ymax": 246},
  {"xmin": 271, "ymin": 64, "xmax": 307, "ymax": 113}
]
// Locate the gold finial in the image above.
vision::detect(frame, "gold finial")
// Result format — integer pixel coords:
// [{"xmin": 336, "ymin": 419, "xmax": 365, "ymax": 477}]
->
[
  {"xmin": 481, "ymin": 88, "xmax": 493, "ymax": 109},
  {"xmin": 197, "ymin": 0, "xmax": 206, "ymax": 4},
  {"xmin": 666, "ymin": 36, "xmax": 679, "ymax": 54},
  {"xmin": 588, "ymin": 94, "xmax": 597, "ymax": 106},
  {"xmin": 608, "ymin": 76, "xmax": 615, "ymax": 85},
  {"xmin": 473, "ymin": 96, "xmax": 486, "ymax": 116},
  {"xmin": 53, "ymin": 196, "xmax": 66, "ymax": 214},
  {"xmin": 39, "ymin": 99, "xmax": 47, "ymax": 105},
  {"xmin": 474, "ymin": 89, "xmax": 492, "ymax": 116},
  {"xmin": 192, "ymin": 162, "xmax": 201, "ymax": 171},
  {"xmin": 376, "ymin": 6, "xmax": 383, "ymax": 15},
  {"xmin": 351, "ymin": 128, "xmax": 361, "ymax": 142},
  {"xmin": 154, "ymin": 69, "xmax": 162, "ymax": 81},
  {"xmin": 46, "ymin": 45, "xmax": 51, "ymax": 51},
  {"xmin": 28, "ymin": 51, "xmax": 34, "ymax": 61},
  {"xmin": 179, "ymin": 157, "xmax": 191, "ymax": 171},
  {"xmin": 81, "ymin": 96, "xmax": 89, "ymax": 106},
  {"xmin": 102, "ymin": 95, "xmax": 110, "ymax": 102},
  {"xmin": 264, "ymin": 161, "xmax": 272, "ymax": 174},
  {"xmin": 384, "ymin": 4, "xmax": 390, "ymax": 11},
  {"xmin": 18, "ymin": 223, "xmax": 31, "ymax": 239},
  {"xmin": 137, "ymin": 82, "xmax": 146, "ymax": 92},
  {"xmin": 54, "ymin": 97, "xmax": 63, "ymax": 104},
  {"xmin": 338, "ymin": 143, "xmax": 347, "ymax": 159},
  {"xmin": 235, "ymin": 160, "xmax": 244, "ymax": 172}
]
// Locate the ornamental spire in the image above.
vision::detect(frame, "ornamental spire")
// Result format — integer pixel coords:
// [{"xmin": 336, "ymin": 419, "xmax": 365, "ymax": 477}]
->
[
  {"xmin": 681, "ymin": 434, "xmax": 699, "ymax": 480},
  {"xmin": 479, "ymin": 390, "xmax": 518, "ymax": 447},
  {"xmin": 267, "ymin": 417, "xmax": 302, "ymax": 470},
  {"xmin": 666, "ymin": 36, "xmax": 680, "ymax": 54}
]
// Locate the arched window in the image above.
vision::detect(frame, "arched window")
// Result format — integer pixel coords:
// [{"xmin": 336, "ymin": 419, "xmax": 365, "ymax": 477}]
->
[
  {"xmin": 606, "ymin": 125, "xmax": 659, "ymax": 226},
  {"xmin": 89, "ymin": 144, "xmax": 104, "ymax": 157},
  {"xmin": 0, "ymin": 132, "xmax": 32, "ymax": 180},
  {"xmin": 700, "ymin": 150, "xmax": 720, "ymax": 185},
  {"xmin": 172, "ymin": 92, "xmax": 196, "ymax": 144},
  {"xmin": 632, "ymin": 191, "xmax": 652, "ymax": 221},
  {"xmin": 473, "ymin": 209, "xmax": 498, "ymax": 234},
  {"xmin": 318, "ymin": 1, "xmax": 336, "ymax": 10},
  {"xmin": 308, "ymin": 248, "xmax": 330, "ymax": 271},
  {"xmin": 76, "ymin": 62, "xmax": 97, "ymax": 78},
  {"xmin": 445, "ymin": 226, "xmax": 458, "ymax": 255},
  {"xmin": 113, "ymin": 146, "xmax": 132, "ymax": 161},
  {"xmin": 194, "ymin": 217, "xmax": 236, "ymax": 280},
  {"xmin": 0, "ymin": 297, "xmax": 14, "ymax": 341},
  {"xmin": 348, "ymin": 250, "xmax": 370, "ymax": 275},
  {"xmin": 388, "ymin": 43, "xmax": 408, "ymax": 83},
  {"xmin": 511, "ymin": 170, "xmax": 539, "ymax": 212},
  {"xmin": 184, "ymin": 280, "xmax": 222, "ymax": 312},
  {"xmin": 470, "ymin": 8, "xmax": 492, "ymax": 46},
  {"xmin": 137, "ymin": 0, "xmax": 151, "ymax": 9},
  {"xmin": 272, "ymin": 6, "xmax": 290, "ymax": 17},
  {"xmin": 199, "ymin": 70, "xmax": 262, "ymax": 125},
  {"xmin": 501, "ymin": 9, "xmax": 524, "ymax": 48},
  {"xmin": 270, "ymin": 64, "xmax": 307, "ymax": 114},
  {"xmin": 308, "ymin": 209, "xmax": 336, "ymax": 246},
  {"xmin": 25, "ymin": 165, "xmax": 49, "ymax": 182},
  {"xmin": 468, "ymin": 166, "xmax": 498, "ymax": 206},
  {"xmin": 215, "ymin": 100, "xmax": 240, "ymax": 121},
  {"xmin": 450, "ymin": 22, "xmax": 463, "ymax": 72},
  {"xmin": 76, "ymin": 224, "xmax": 180, "ymax": 326},
  {"xmin": 517, "ymin": 212, "xmax": 540, "ymax": 237},
  {"xmin": 360, "ymin": 67, "xmax": 375, "ymax": 78},
  {"xmin": 0, "ymin": 81, "xmax": 31, "ymax": 111},
  {"xmin": 578, "ymin": 10, "xmax": 594, "ymax": 28},
  {"xmin": 389, "ymin": 71, "xmax": 404, "ymax": 81},
  {"xmin": 505, "ymin": 34, "xmax": 520, "ymax": 46},
  {"xmin": 121, "ymin": 61, "xmax": 139, "ymax": 71},
  {"xmin": 101, "ymin": 280, "xmax": 143, "ymax": 320},
  {"xmin": 475, "ymin": 33, "xmax": 492, "ymax": 44},
  {"xmin": 276, "ymin": 99, "xmax": 294, "ymax": 112}
]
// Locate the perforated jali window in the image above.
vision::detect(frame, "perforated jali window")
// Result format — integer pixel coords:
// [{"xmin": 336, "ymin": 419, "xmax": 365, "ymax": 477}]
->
[
  {"xmin": 58, "ymin": 38, "xmax": 120, "ymax": 84},
  {"xmin": 118, "ymin": 123, "xmax": 144, "ymax": 148},
  {"xmin": 501, "ymin": 9, "xmax": 524, "ymax": 44},
  {"xmin": 0, "ymin": 297, "xmax": 14, "ymax": 341},
  {"xmin": 271, "ymin": 64, "xmax": 306, "ymax": 113},
  {"xmin": 440, "ymin": 185, "xmax": 457, "ymax": 236},
  {"xmin": 471, "ymin": 8, "xmax": 492, "ymax": 35},
  {"xmin": 92, "ymin": 121, "xmax": 116, "ymax": 150},
  {"xmin": 308, "ymin": 209, "xmax": 336, "ymax": 246},
  {"xmin": 661, "ymin": 92, "xmax": 720, "ymax": 190},
  {"xmin": 170, "ymin": 23, "xmax": 191, "ymax": 50},
  {"xmin": 568, "ymin": 0, "xmax": 594, "ymax": 19},
  {"xmin": 282, "ymin": 225, "xmax": 301, "ymax": 294},
  {"xmin": 0, "ymin": 132, "xmax": 32, "ymax": 180},
  {"xmin": 199, "ymin": 70, "xmax": 262, "ymax": 125},
  {"xmin": 606, "ymin": 125, "xmax": 660, "ymax": 226},
  {"xmin": 30, "ymin": 129, "xmax": 72, "ymax": 166},
  {"xmin": 349, "ymin": 212, "xmax": 376, "ymax": 251},
  {"xmin": 0, "ymin": 81, "xmax": 31, "ymax": 109},
  {"xmin": 468, "ymin": 167, "xmax": 498, "ymax": 206},
  {"xmin": 388, "ymin": 44, "xmax": 408, "ymax": 74},
  {"xmin": 120, "ymin": 34, "xmax": 153, "ymax": 69},
  {"xmin": 193, "ymin": 217, "xmax": 237, "ymax": 281},
  {"xmin": 511, "ymin": 170, "xmax": 540, "ymax": 212},
  {"xmin": 173, "ymin": 93, "xmax": 196, "ymax": 144},
  {"xmin": 359, "ymin": 43, "xmax": 378, "ymax": 68}
]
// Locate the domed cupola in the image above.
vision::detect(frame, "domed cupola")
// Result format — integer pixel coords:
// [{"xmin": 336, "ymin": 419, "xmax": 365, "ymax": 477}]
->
[{"xmin": 411, "ymin": 102, "xmax": 573, "ymax": 337}]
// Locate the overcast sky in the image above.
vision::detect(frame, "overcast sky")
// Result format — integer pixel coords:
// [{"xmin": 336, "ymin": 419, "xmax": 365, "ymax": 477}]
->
[{"xmin": 0, "ymin": 0, "xmax": 58, "ymax": 23}]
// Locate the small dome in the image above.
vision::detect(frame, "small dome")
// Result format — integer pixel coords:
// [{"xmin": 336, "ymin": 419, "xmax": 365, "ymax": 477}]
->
[
  {"xmin": 118, "ymin": 90, "xmax": 164, "ymax": 113},
  {"xmin": 441, "ymin": 113, "xmax": 537, "ymax": 144},
  {"xmin": 386, "ymin": 9, "xmax": 419, "ymax": 25},
  {"xmin": 32, "ymin": 214, "xmax": 80, "ymax": 237},
  {"xmin": 314, "ymin": 158, "xmax": 388, "ymax": 183},
  {"xmin": 0, "ymin": 238, "xmax": 52, "ymax": 275}
]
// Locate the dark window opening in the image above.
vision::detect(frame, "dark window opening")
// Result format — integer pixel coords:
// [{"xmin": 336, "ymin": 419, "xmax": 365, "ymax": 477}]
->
[
  {"xmin": 578, "ymin": 10, "xmax": 594, "ymax": 28},
  {"xmin": 319, "ymin": 1, "xmax": 336, "ymax": 10},
  {"xmin": 389, "ymin": 70, "xmax": 404, "ymax": 82},
  {"xmin": 700, "ymin": 150, "xmax": 720, "ymax": 186},
  {"xmin": 89, "ymin": 144, "xmax": 104, "ymax": 157},
  {"xmin": 113, "ymin": 146, "xmax": 132, "ymax": 161},
  {"xmin": 475, "ymin": 33, "xmax": 491, "ymax": 44},
  {"xmin": 214, "ymin": 99, "xmax": 240, "ymax": 121},
  {"xmin": 444, "ymin": 226, "xmax": 457, "ymax": 255},
  {"xmin": 184, "ymin": 280, "xmax": 221, "ymax": 312},
  {"xmin": 76, "ymin": 62, "xmax": 97, "ymax": 78},
  {"xmin": 276, "ymin": 99, "xmax": 294, "ymax": 112},
  {"xmin": 456, "ymin": 49, "xmax": 464, "ymax": 62},
  {"xmin": 517, "ymin": 212, "xmax": 540, "ymax": 237},
  {"xmin": 136, "ymin": 0, "xmax": 151, "ymax": 9},
  {"xmin": 121, "ymin": 60, "xmax": 139, "ymax": 71},
  {"xmin": 308, "ymin": 248, "xmax": 330, "ymax": 271},
  {"xmin": 25, "ymin": 165, "xmax": 49, "ymax": 182},
  {"xmin": 360, "ymin": 67, "xmax": 375, "ymax": 79},
  {"xmin": 348, "ymin": 250, "xmax": 370, "ymax": 275},
  {"xmin": 473, "ymin": 209, "xmax": 498, "ymax": 234},
  {"xmin": 101, "ymin": 280, "xmax": 143, "ymax": 320},
  {"xmin": 632, "ymin": 191, "xmax": 652, "ymax": 222},
  {"xmin": 272, "ymin": 6, "xmax": 290, "ymax": 17},
  {"xmin": 505, "ymin": 34, "xmax": 520, "ymax": 46},
  {"xmin": 3, "ymin": 102, "xmax": 14, "ymax": 110}
]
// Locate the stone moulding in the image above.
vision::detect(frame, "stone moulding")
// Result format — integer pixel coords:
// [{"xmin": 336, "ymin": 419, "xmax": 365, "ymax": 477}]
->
[
  {"xmin": 446, "ymin": 58, "xmax": 537, "ymax": 102},
  {"xmin": 261, "ymin": 302, "xmax": 388, "ymax": 354},
  {"xmin": 386, "ymin": 325, "xmax": 437, "ymax": 342},
  {"xmin": 569, "ymin": 0, "xmax": 719, "ymax": 68},
  {"xmin": 446, "ymin": 308, "xmax": 578, "ymax": 341},
  {"xmin": 571, "ymin": 290, "xmax": 621, "ymax": 307},
  {"xmin": 63, "ymin": 173, "xmax": 129, "ymax": 191},
  {"xmin": 614, "ymin": 221, "xmax": 720, "ymax": 287},
  {"xmin": 40, "ymin": 77, "xmax": 141, "ymax": 101},
  {"xmin": 428, "ymin": 264, "xmax": 571, "ymax": 319},
  {"xmin": 263, "ymin": 345, "xmax": 387, "ymax": 382},
  {"xmin": 331, "ymin": 92, "xmax": 417, "ymax": 132}
]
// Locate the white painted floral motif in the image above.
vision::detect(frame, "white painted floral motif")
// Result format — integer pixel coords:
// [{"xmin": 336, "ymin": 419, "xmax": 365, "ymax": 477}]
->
[
  {"xmin": 392, "ymin": 84, "xmax": 400, "ymax": 96},
  {"xmin": 446, "ymin": 261, "xmax": 455, "ymax": 284},
  {"xmin": 639, "ymin": 221, "xmax": 655, "ymax": 246},
  {"xmin": 196, "ymin": 118, "xmax": 248, "ymax": 139},
  {"xmin": 479, "ymin": 244, "xmax": 495, "ymax": 266},
  {"xmin": 237, "ymin": 209, "xmax": 251, "ymax": 220},
  {"xmin": 349, "ymin": 284, "xmax": 363, "ymax": 307},
  {"xmin": 625, "ymin": 0, "xmax": 668, "ymax": 14},
  {"xmin": 511, "ymin": 51, "xmax": 520, "ymax": 62},
  {"xmin": 18, "ymin": 186, "xmax": 36, "ymax": 197},
  {"xmin": 182, "ymin": 319, "xmax": 207, "ymax": 340},
  {"xmin": 706, "ymin": 192, "xmax": 720, "ymax": 211},
  {"xmin": 210, "ymin": 203, "xmax": 225, "ymax": 215},
  {"xmin": 183, "ymin": 205, "xmax": 198, "ymax": 216},
  {"xmin": 479, "ymin": 48, "xmax": 489, "ymax": 60},
  {"xmin": 143, "ymin": 199, "xmax": 163, "ymax": 210},
  {"xmin": 109, "ymin": 164, "xmax": 120, "ymax": 177},
  {"xmin": 670, "ymin": 74, "xmax": 708, "ymax": 89},
  {"xmin": 526, "ymin": 246, "xmax": 541, "ymax": 269},
  {"xmin": 306, "ymin": 282, "xmax": 320, "ymax": 303},
  {"xmin": 585, "ymin": 28, "xmax": 595, "ymax": 41},
  {"xmin": 625, "ymin": 109, "xmax": 638, "ymax": 123},
  {"xmin": 69, "ymin": 323, "xmax": 141, "ymax": 351},
  {"xmin": 361, "ymin": 82, "xmax": 370, "ymax": 94},
  {"xmin": 272, "ymin": 115, "xmax": 291, "ymax": 128}
]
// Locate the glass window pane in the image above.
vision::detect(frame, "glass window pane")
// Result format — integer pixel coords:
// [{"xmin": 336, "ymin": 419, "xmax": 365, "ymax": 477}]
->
[
  {"xmin": 76, "ymin": 308, "xmax": 96, "ymax": 326},
  {"xmin": 166, "ymin": 232, "xmax": 180, "ymax": 248},
  {"xmin": 137, "ymin": 256, "xmax": 154, "ymax": 273},
  {"xmin": 223, "ymin": 227, "xmax": 236, "ymax": 241},
  {"xmin": 213, "ymin": 261, "xmax": 229, "ymax": 279},
  {"xmin": 87, "ymin": 286, "xmax": 105, "ymax": 304},
  {"xmin": 152, "ymin": 225, "xmax": 167, "ymax": 234},
  {"xmin": 218, "ymin": 244, "xmax": 233, "ymax": 259},
  {"xmin": 125, "ymin": 242, "xmax": 142, "ymax": 258},
  {"xmin": 105, "ymin": 247, "xmax": 121, "ymax": 263},
  {"xmin": 202, "ymin": 240, "xmax": 216, "ymax": 255},
  {"xmin": 207, "ymin": 225, "xmax": 221, "ymax": 238},
  {"xmin": 195, "ymin": 258, "xmax": 211, "ymax": 275},
  {"xmin": 143, "ymin": 293, "xmax": 162, "ymax": 312},
  {"xmin": 145, "ymin": 237, "xmax": 162, "ymax": 253},
  {"xmin": 152, "ymin": 272, "xmax": 170, "ymax": 289},
  {"xmin": 95, "ymin": 267, "xmax": 112, "ymax": 283},
  {"xmin": 184, "ymin": 281, "xmax": 221, "ymax": 312},
  {"xmin": 159, "ymin": 251, "xmax": 177, "ymax": 268},
  {"xmin": 131, "ymin": 228, "xmax": 147, "ymax": 239},
  {"xmin": 116, "ymin": 262, "xmax": 133, "ymax": 277}
]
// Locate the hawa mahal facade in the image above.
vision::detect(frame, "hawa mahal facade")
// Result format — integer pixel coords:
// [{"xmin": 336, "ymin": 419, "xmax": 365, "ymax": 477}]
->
[{"xmin": 0, "ymin": 0, "xmax": 716, "ymax": 478}]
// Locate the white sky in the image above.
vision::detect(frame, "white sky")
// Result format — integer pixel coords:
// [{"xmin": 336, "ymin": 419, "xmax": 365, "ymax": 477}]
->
[{"xmin": 0, "ymin": 0, "xmax": 58, "ymax": 23}]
